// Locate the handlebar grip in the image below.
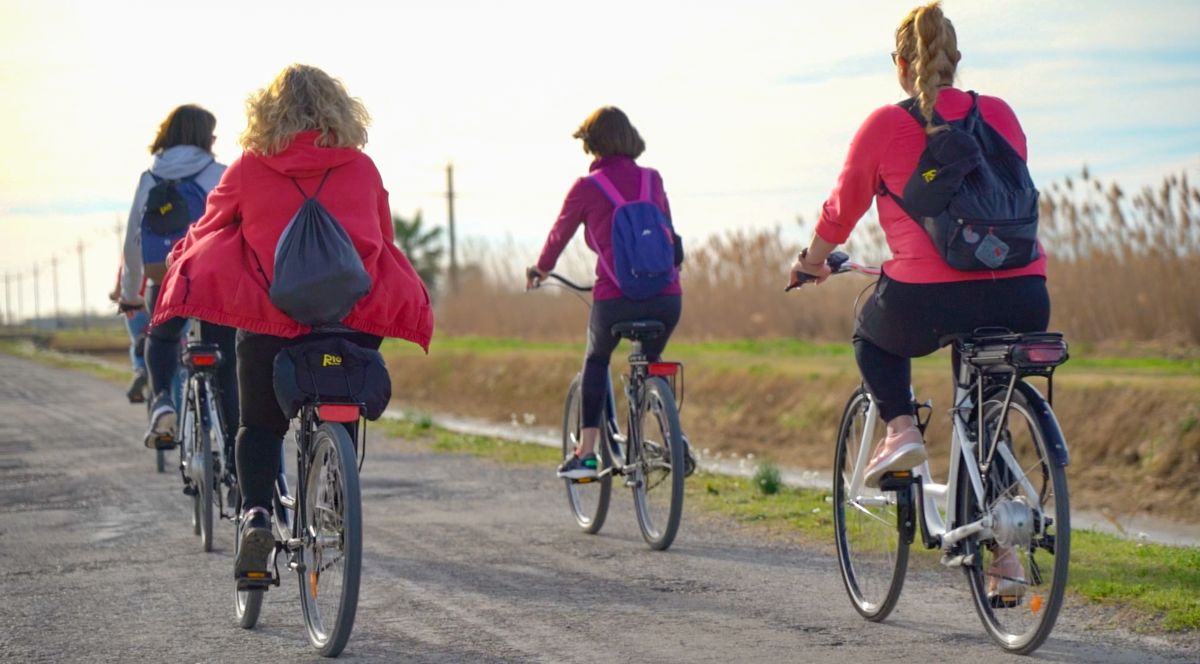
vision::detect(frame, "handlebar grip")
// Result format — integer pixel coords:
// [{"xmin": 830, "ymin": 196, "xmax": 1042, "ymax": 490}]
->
[
  {"xmin": 526, "ymin": 266, "xmax": 541, "ymax": 281},
  {"xmin": 826, "ymin": 251, "xmax": 850, "ymax": 272}
]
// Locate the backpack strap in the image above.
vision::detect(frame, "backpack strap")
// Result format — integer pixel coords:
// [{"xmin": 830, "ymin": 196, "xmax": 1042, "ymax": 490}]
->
[
  {"xmin": 290, "ymin": 169, "xmax": 333, "ymax": 201},
  {"xmin": 588, "ymin": 172, "xmax": 626, "ymax": 206}
]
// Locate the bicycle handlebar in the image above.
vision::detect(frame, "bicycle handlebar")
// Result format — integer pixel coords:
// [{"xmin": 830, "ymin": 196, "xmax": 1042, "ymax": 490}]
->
[
  {"xmin": 785, "ymin": 251, "xmax": 881, "ymax": 292},
  {"xmin": 526, "ymin": 267, "xmax": 593, "ymax": 292}
]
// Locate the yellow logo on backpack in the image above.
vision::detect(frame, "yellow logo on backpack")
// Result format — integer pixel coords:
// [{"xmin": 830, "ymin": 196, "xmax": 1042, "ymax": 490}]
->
[
  {"xmin": 322, "ymin": 354, "xmax": 342, "ymax": 367},
  {"xmin": 922, "ymin": 168, "xmax": 938, "ymax": 183}
]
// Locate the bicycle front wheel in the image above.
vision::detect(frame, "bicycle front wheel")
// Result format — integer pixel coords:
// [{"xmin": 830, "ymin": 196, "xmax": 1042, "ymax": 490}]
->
[
  {"xmin": 833, "ymin": 387, "xmax": 909, "ymax": 621},
  {"xmin": 631, "ymin": 377, "xmax": 685, "ymax": 551},
  {"xmin": 959, "ymin": 383, "xmax": 1069, "ymax": 655},
  {"xmin": 562, "ymin": 374, "xmax": 611, "ymax": 533},
  {"xmin": 233, "ymin": 509, "xmax": 264, "ymax": 629},
  {"xmin": 298, "ymin": 422, "xmax": 362, "ymax": 657}
]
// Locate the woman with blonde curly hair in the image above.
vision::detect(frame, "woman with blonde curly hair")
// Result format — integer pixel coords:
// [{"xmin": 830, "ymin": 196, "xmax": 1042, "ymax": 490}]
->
[
  {"xmin": 789, "ymin": 2, "xmax": 1047, "ymax": 600},
  {"xmin": 153, "ymin": 64, "xmax": 433, "ymax": 578}
]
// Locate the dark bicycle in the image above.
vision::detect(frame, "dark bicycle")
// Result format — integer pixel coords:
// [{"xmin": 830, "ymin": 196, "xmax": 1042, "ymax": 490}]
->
[
  {"xmin": 234, "ymin": 341, "xmax": 381, "ymax": 658},
  {"xmin": 530, "ymin": 271, "xmax": 689, "ymax": 551},
  {"xmin": 175, "ymin": 324, "xmax": 237, "ymax": 553}
]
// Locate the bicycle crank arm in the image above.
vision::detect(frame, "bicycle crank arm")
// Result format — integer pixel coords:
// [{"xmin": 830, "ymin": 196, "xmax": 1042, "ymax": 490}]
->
[
  {"xmin": 940, "ymin": 514, "xmax": 993, "ymax": 552},
  {"xmin": 939, "ymin": 552, "xmax": 978, "ymax": 568}
]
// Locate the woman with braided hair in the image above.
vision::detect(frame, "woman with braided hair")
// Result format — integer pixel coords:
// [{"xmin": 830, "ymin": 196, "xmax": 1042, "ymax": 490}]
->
[{"xmin": 787, "ymin": 1, "xmax": 1049, "ymax": 599}]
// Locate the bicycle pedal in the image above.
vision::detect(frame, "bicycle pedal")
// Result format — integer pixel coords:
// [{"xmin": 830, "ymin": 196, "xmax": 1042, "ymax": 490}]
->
[
  {"xmin": 182, "ymin": 484, "xmax": 197, "ymax": 496},
  {"xmin": 571, "ymin": 476, "xmax": 596, "ymax": 484},
  {"xmin": 235, "ymin": 571, "xmax": 276, "ymax": 591},
  {"xmin": 878, "ymin": 470, "xmax": 916, "ymax": 491}
]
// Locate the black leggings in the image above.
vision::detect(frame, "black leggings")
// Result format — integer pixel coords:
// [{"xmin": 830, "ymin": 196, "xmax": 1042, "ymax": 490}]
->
[
  {"xmin": 582, "ymin": 294, "xmax": 682, "ymax": 428},
  {"xmin": 235, "ymin": 330, "xmax": 382, "ymax": 511},
  {"xmin": 853, "ymin": 273, "xmax": 1050, "ymax": 422}
]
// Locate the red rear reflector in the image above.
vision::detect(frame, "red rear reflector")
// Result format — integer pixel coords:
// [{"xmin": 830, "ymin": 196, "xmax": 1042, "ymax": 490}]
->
[
  {"xmin": 648, "ymin": 362, "xmax": 679, "ymax": 377},
  {"xmin": 318, "ymin": 404, "xmax": 360, "ymax": 422},
  {"xmin": 191, "ymin": 354, "xmax": 217, "ymax": 366}
]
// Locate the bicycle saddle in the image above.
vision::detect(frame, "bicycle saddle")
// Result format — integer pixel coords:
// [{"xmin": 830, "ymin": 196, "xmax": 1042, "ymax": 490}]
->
[{"xmin": 610, "ymin": 319, "xmax": 666, "ymax": 341}]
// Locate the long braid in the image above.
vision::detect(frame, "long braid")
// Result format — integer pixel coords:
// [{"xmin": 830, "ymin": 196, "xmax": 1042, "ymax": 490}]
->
[{"xmin": 896, "ymin": 2, "xmax": 959, "ymax": 135}]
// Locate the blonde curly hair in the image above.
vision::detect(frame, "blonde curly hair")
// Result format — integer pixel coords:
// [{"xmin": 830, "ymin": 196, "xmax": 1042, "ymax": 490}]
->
[
  {"xmin": 240, "ymin": 64, "xmax": 370, "ymax": 156},
  {"xmin": 895, "ymin": 1, "xmax": 960, "ymax": 135}
]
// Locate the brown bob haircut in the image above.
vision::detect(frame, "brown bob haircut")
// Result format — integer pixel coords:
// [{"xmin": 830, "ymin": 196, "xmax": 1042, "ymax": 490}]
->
[
  {"xmin": 573, "ymin": 106, "xmax": 645, "ymax": 159},
  {"xmin": 149, "ymin": 104, "xmax": 217, "ymax": 154}
]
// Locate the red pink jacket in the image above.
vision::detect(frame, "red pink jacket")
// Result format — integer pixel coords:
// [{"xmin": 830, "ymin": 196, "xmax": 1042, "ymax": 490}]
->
[
  {"xmin": 152, "ymin": 131, "xmax": 434, "ymax": 350},
  {"xmin": 537, "ymin": 155, "xmax": 682, "ymax": 301},
  {"xmin": 816, "ymin": 87, "xmax": 1048, "ymax": 284}
]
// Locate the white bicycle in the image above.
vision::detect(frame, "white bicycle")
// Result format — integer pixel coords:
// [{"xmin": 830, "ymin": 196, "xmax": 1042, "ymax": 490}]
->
[{"xmin": 793, "ymin": 252, "xmax": 1071, "ymax": 655}]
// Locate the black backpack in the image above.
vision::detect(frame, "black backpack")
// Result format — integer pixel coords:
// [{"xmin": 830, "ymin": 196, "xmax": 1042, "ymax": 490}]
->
[
  {"xmin": 268, "ymin": 169, "xmax": 372, "ymax": 326},
  {"xmin": 880, "ymin": 91, "xmax": 1040, "ymax": 271}
]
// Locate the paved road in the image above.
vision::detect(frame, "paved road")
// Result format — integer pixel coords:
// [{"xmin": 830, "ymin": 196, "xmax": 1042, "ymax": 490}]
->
[{"xmin": 0, "ymin": 353, "xmax": 1195, "ymax": 663}]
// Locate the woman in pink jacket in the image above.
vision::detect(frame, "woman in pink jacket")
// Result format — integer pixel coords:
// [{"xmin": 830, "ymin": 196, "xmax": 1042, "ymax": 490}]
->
[
  {"xmin": 155, "ymin": 64, "xmax": 433, "ymax": 577},
  {"xmin": 790, "ymin": 2, "xmax": 1048, "ymax": 598}
]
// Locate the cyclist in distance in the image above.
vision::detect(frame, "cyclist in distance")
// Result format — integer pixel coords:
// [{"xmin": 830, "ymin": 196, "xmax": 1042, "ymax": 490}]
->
[
  {"xmin": 151, "ymin": 64, "xmax": 433, "ymax": 581},
  {"xmin": 118, "ymin": 105, "xmax": 229, "ymax": 448},
  {"xmin": 527, "ymin": 106, "xmax": 684, "ymax": 480},
  {"xmin": 788, "ymin": 2, "xmax": 1049, "ymax": 593}
]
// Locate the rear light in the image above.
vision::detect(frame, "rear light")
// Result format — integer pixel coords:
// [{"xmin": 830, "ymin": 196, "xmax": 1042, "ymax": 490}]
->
[
  {"xmin": 647, "ymin": 362, "xmax": 680, "ymax": 377},
  {"xmin": 318, "ymin": 404, "xmax": 360, "ymax": 423},
  {"xmin": 1011, "ymin": 341, "xmax": 1068, "ymax": 367},
  {"xmin": 190, "ymin": 353, "xmax": 218, "ymax": 367}
]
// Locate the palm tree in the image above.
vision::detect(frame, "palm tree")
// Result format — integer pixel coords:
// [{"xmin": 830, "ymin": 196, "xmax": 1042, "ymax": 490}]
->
[{"xmin": 392, "ymin": 210, "xmax": 445, "ymax": 292}]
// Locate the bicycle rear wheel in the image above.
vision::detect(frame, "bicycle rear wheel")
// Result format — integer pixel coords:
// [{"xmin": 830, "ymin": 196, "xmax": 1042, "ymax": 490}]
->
[
  {"xmin": 562, "ymin": 374, "xmax": 611, "ymax": 533},
  {"xmin": 195, "ymin": 389, "xmax": 215, "ymax": 553},
  {"xmin": 298, "ymin": 422, "xmax": 362, "ymax": 657},
  {"xmin": 631, "ymin": 377, "xmax": 684, "ymax": 551},
  {"xmin": 833, "ymin": 387, "xmax": 909, "ymax": 621},
  {"xmin": 959, "ymin": 384, "xmax": 1069, "ymax": 655}
]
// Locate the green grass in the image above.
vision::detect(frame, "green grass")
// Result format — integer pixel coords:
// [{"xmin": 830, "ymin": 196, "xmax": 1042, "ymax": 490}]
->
[
  {"xmin": 0, "ymin": 339, "xmax": 128, "ymax": 382},
  {"xmin": 377, "ymin": 415, "xmax": 1200, "ymax": 633}
]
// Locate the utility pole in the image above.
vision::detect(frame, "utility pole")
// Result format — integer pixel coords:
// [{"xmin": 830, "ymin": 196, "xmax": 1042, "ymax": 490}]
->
[
  {"xmin": 446, "ymin": 162, "xmax": 458, "ymax": 293},
  {"xmin": 78, "ymin": 239, "xmax": 88, "ymax": 330},
  {"xmin": 51, "ymin": 255, "xmax": 62, "ymax": 328},
  {"xmin": 15, "ymin": 272, "xmax": 22, "ymax": 326},
  {"xmin": 3, "ymin": 272, "xmax": 10, "ymax": 326},
  {"xmin": 32, "ymin": 262, "xmax": 40, "ymax": 327}
]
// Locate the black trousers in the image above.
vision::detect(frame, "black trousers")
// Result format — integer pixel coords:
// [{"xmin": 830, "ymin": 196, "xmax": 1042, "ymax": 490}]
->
[
  {"xmin": 235, "ymin": 330, "xmax": 382, "ymax": 511},
  {"xmin": 582, "ymin": 294, "xmax": 682, "ymax": 427},
  {"xmin": 853, "ymin": 273, "xmax": 1050, "ymax": 422}
]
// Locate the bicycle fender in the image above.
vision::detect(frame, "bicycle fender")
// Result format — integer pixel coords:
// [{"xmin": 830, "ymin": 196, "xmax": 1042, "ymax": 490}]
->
[{"xmin": 1015, "ymin": 381, "xmax": 1070, "ymax": 467}]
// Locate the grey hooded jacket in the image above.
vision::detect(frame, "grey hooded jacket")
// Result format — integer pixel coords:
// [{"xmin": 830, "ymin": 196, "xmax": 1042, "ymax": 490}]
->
[{"xmin": 120, "ymin": 145, "xmax": 226, "ymax": 302}]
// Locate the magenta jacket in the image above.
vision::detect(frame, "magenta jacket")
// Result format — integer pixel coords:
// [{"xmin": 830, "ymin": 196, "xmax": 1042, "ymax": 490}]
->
[{"xmin": 537, "ymin": 155, "xmax": 683, "ymax": 301}]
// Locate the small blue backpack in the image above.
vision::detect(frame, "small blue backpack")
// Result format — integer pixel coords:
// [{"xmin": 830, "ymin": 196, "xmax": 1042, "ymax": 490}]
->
[
  {"xmin": 140, "ymin": 160, "xmax": 212, "ymax": 276},
  {"xmin": 585, "ymin": 168, "xmax": 678, "ymax": 300}
]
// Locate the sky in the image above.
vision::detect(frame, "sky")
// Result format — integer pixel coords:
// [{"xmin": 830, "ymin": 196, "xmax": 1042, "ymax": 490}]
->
[{"xmin": 0, "ymin": 0, "xmax": 1198, "ymax": 318}]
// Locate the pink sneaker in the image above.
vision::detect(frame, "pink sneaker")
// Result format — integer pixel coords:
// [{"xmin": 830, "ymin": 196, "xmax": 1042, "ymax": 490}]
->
[
  {"xmin": 863, "ymin": 426, "xmax": 927, "ymax": 489},
  {"xmin": 987, "ymin": 545, "xmax": 1027, "ymax": 600}
]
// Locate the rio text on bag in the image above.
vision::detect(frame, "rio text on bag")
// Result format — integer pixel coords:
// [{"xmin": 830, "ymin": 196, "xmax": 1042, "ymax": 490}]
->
[
  {"xmin": 140, "ymin": 159, "xmax": 213, "ymax": 281},
  {"xmin": 268, "ymin": 169, "xmax": 372, "ymax": 326},
  {"xmin": 880, "ymin": 91, "xmax": 1040, "ymax": 271},
  {"xmin": 272, "ymin": 337, "xmax": 391, "ymax": 421},
  {"xmin": 585, "ymin": 168, "xmax": 679, "ymax": 300}
]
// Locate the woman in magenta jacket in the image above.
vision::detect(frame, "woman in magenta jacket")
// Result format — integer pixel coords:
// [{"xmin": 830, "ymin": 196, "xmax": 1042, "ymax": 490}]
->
[
  {"xmin": 528, "ymin": 106, "xmax": 684, "ymax": 480},
  {"xmin": 154, "ymin": 64, "xmax": 433, "ymax": 577},
  {"xmin": 789, "ymin": 2, "xmax": 1048, "ymax": 599}
]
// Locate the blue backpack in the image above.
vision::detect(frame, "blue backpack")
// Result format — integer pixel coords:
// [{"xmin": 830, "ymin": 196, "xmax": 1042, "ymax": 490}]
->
[
  {"xmin": 140, "ymin": 160, "xmax": 212, "ymax": 276},
  {"xmin": 585, "ymin": 168, "xmax": 678, "ymax": 300},
  {"xmin": 880, "ymin": 91, "xmax": 1040, "ymax": 271}
]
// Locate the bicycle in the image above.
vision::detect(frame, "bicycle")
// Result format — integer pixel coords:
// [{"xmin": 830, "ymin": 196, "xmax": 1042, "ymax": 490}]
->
[
  {"xmin": 176, "ymin": 323, "xmax": 236, "ymax": 553},
  {"xmin": 789, "ymin": 252, "xmax": 1071, "ymax": 655},
  {"xmin": 529, "ymin": 270, "xmax": 689, "ymax": 551},
  {"xmin": 234, "ymin": 356, "xmax": 368, "ymax": 657}
]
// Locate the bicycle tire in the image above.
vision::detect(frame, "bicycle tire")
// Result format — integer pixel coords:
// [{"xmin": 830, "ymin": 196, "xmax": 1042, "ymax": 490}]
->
[
  {"xmin": 631, "ymin": 377, "xmax": 685, "ymax": 551},
  {"xmin": 958, "ymin": 383, "xmax": 1069, "ymax": 654},
  {"xmin": 196, "ymin": 388, "xmax": 215, "ymax": 553},
  {"xmin": 182, "ymin": 389, "xmax": 201, "ymax": 538},
  {"xmin": 562, "ymin": 373, "xmax": 611, "ymax": 533},
  {"xmin": 156, "ymin": 449, "xmax": 166, "ymax": 473},
  {"xmin": 832, "ymin": 387, "xmax": 909, "ymax": 621},
  {"xmin": 233, "ymin": 510, "xmax": 264, "ymax": 628},
  {"xmin": 298, "ymin": 422, "xmax": 362, "ymax": 657}
]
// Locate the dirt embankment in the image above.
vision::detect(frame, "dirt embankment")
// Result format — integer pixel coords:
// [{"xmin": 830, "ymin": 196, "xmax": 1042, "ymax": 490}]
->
[{"xmin": 384, "ymin": 345, "xmax": 1200, "ymax": 524}]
